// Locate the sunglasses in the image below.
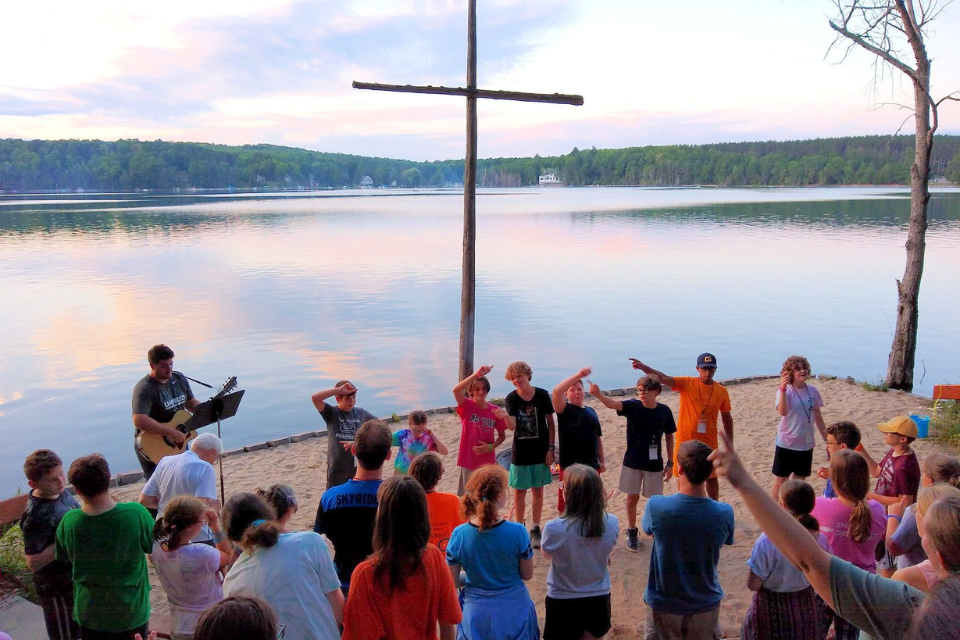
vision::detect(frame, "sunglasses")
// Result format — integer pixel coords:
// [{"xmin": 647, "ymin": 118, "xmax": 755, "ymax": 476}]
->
[{"xmin": 277, "ymin": 623, "xmax": 286, "ymax": 638}]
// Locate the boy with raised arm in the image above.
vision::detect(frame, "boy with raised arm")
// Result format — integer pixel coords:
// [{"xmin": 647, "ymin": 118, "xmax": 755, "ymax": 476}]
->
[
  {"xmin": 311, "ymin": 380, "xmax": 377, "ymax": 489},
  {"xmin": 551, "ymin": 368, "xmax": 605, "ymax": 513},
  {"xmin": 590, "ymin": 376, "xmax": 676, "ymax": 552},
  {"xmin": 503, "ymin": 361, "xmax": 556, "ymax": 549},
  {"xmin": 630, "ymin": 353, "xmax": 733, "ymax": 501}
]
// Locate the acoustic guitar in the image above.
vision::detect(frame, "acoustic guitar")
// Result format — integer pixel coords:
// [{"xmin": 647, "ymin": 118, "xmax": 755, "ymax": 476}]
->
[{"xmin": 136, "ymin": 377, "xmax": 237, "ymax": 464}]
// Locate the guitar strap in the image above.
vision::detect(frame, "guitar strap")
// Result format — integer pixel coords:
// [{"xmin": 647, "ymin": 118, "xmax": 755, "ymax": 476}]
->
[{"xmin": 175, "ymin": 371, "xmax": 214, "ymax": 389}]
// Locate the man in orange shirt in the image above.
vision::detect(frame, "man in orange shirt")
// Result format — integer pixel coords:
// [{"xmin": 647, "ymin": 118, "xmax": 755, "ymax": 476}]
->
[{"xmin": 630, "ymin": 353, "xmax": 733, "ymax": 500}]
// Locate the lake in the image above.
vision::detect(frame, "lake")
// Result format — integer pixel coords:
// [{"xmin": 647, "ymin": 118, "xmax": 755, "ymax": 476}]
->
[{"xmin": 1, "ymin": 186, "xmax": 959, "ymax": 495}]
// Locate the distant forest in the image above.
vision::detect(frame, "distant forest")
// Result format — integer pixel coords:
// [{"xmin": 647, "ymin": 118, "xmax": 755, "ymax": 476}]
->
[{"xmin": 1, "ymin": 135, "xmax": 959, "ymax": 192}]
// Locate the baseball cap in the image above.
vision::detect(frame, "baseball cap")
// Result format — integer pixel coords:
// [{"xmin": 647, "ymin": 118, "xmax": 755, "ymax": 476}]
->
[
  {"xmin": 697, "ymin": 353, "xmax": 718, "ymax": 369},
  {"xmin": 876, "ymin": 416, "xmax": 919, "ymax": 439}
]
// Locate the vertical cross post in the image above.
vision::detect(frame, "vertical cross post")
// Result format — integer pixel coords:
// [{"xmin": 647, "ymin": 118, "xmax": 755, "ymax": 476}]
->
[{"xmin": 353, "ymin": 2, "xmax": 583, "ymax": 379}]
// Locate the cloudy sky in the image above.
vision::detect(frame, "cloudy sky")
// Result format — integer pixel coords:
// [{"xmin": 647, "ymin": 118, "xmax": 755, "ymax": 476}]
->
[{"xmin": 2, "ymin": 0, "xmax": 959, "ymax": 161}]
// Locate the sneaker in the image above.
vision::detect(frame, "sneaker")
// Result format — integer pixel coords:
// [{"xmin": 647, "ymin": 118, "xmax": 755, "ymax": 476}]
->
[
  {"xmin": 530, "ymin": 525, "xmax": 542, "ymax": 549},
  {"xmin": 627, "ymin": 527, "xmax": 640, "ymax": 552}
]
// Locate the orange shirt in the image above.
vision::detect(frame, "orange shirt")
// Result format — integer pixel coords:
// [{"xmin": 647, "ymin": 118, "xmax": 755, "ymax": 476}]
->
[
  {"xmin": 671, "ymin": 376, "xmax": 732, "ymax": 450},
  {"xmin": 343, "ymin": 545, "xmax": 462, "ymax": 640},
  {"xmin": 426, "ymin": 491, "xmax": 465, "ymax": 553}
]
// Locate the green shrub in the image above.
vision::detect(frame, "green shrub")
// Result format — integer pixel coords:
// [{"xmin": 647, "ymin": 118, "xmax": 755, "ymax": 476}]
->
[
  {"xmin": 488, "ymin": 398, "xmax": 506, "ymax": 407},
  {"xmin": 0, "ymin": 524, "xmax": 36, "ymax": 601},
  {"xmin": 932, "ymin": 400, "xmax": 960, "ymax": 449},
  {"xmin": 861, "ymin": 379, "xmax": 890, "ymax": 392}
]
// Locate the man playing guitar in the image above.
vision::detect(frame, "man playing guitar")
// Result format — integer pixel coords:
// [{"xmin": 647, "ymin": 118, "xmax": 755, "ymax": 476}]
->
[{"xmin": 132, "ymin": 344, "xmax": 200, "ymax": 480}]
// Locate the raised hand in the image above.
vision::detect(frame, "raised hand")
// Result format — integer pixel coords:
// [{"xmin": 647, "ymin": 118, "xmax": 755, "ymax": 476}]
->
[
  {"xmin": 337, "ymin": 382, "xmax": 358, "ymax": 395},
  {"xmin": 780, "ymin": 370, "xmax": 791, "ymax": 389},
  {"xmin": 476, "ymin": 365, "xmax": 494, "ymax": 378},
  {"xmin": 577, "ymin": 367, "xmax": 592, "ymax": 379},
  {"xmin": 629, "ymin": 358, "xmax": 643, "ymax": 370},
  {"xmin": 889, "ymin": 494, "xmax": 911, "ymax": 519},
  {"xmin": 588, "ymin": 382, "xmax": 601, "ymax": 396}
]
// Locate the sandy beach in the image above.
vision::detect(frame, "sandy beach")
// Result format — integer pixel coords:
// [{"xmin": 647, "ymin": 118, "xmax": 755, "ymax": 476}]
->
[{"xmin": 114, "ymin": 376, "xmax": 945, "ymax": 638}]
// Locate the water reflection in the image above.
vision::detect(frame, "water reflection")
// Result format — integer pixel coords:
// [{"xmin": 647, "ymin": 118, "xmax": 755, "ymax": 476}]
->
[{"xmin": 0, "ymin": 188, "xmax": 958, "ymax": 495}]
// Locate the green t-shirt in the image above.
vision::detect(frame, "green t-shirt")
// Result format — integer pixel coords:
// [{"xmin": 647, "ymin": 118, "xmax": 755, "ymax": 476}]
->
[{"xmin": 55, "ymin": 502, "xmax": 153, "ymax": 632}]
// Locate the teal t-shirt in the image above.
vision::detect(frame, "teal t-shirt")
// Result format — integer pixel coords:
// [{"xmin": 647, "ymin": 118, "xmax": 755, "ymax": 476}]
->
[{"xmin": 56, "ymin": 502, "xmax": 153, "ymax": 632}]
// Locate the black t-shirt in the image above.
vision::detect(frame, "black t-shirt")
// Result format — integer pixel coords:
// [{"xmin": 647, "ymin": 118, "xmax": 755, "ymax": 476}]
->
[
  {"xmin": 506, "ymin": 387, "xmax": 555, "ymax": 466},
  {"xmin": 557, "ymin": 403, "xmax": 602, "ymax": 470},
  {"xmin": 617, "ymin": 400, "xmax": 677, "ymax": 471},
  {"xmin": 131, "ymin": 372, "xmax": 195, "ymax": 432},
  {"xmin": 20, "ymin": 491, "xmax": 81, "ymax": 596},
  {"xmin": 319, "ymin": 404, "xmax": 377, "ymax": 489}
]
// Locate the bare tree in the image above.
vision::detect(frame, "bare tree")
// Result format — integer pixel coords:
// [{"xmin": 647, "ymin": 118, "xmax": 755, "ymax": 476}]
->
[{"xmin": 830, "ymin": 0, "xmax": 958, "ymax": 391}]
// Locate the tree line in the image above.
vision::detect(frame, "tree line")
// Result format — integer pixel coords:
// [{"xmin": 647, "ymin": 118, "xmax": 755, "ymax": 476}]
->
[{"xmin": 1, "ymin": 135, "xmax": 959, "ymax": 192}]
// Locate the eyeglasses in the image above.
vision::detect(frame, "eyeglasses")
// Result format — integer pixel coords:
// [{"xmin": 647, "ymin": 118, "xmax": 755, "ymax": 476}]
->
[
  {"xmin": 825, "ymin": 439, "xmax": 840, "ymax": 446},
  {"xmin": 277, "ymin": 623, "xmax": 286, "ymax": 638},
  {"xmin": 638, "ymin": 387, "xmax": 659, "ymax": 393}
]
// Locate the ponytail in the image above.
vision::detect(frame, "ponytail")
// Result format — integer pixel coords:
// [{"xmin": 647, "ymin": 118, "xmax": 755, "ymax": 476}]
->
[
  {"xmin": 848, "ymin": 500, "xmax": 873, "ymax": 543},
  {"xmin": 222, "ymin": 492, "xmax": 281, "ymax": 550},
  {"xmin": 796, "ymin": 513, "xmax": 820, "ymax": 533},
  {"xmin": 153, "ymin": 495, "xmax": 206, "ymax": 551},
  {"xmin": 461, "ymin": 465, "xmax": 507, "ymax": 531}
]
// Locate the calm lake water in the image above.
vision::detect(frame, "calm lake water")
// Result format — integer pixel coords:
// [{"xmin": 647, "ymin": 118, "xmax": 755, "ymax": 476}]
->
[{"xmin": 1, "ymin": 186, "xmax": 959, "ymax": 495}]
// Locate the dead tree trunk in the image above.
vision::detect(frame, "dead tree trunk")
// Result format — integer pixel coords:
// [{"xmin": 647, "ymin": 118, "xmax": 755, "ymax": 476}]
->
[{"xmin": 830, "ymin": 0, "xmax": 958, "ymax": 391}]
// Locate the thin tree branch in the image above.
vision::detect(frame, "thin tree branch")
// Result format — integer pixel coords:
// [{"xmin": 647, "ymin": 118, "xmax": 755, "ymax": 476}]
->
[{"xmin": 829, "ymin": 19, "xmax": 918, "ymax": 79}]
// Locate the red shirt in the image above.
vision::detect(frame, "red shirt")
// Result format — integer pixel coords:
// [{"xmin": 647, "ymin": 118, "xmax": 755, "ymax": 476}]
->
[{"xmin": 343, "ymin": 545, "xmax": 462, "ymax": 640}]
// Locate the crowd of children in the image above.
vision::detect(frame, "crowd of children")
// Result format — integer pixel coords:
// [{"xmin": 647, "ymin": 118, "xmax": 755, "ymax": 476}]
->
[{"xmin": 13, "ymin": 354, "xmax": 960, "ymax": 640}]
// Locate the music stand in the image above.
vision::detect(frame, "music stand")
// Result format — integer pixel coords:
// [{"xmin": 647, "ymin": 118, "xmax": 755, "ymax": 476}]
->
[{"xmin": 190, "ymin": 390, "xmax": 245, "ymax": 505}]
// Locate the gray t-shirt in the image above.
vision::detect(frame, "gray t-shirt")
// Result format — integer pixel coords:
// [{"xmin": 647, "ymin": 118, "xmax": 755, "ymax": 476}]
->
[
  {"xmin": 319, "ymin": 403, "xmax": 376, "ymax": 489},
  {"xmin": 132, "ymin": 372, "xmax": 195, "ymax": 431},
  {"xmin": 541, "ymin": 512, "xmax": 620, "ymax": 599},
  {"xmin": 830, "ymin": 556, "xmax": 924, "ymax": 640}
]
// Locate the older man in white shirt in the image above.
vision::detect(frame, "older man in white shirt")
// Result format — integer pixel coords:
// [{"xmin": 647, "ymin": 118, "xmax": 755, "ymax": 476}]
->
[{"xmin": 139, "ymin": 433, "xmax": 222, "ymax": 544}]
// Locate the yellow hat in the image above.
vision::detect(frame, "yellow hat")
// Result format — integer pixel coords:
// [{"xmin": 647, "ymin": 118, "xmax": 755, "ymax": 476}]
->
[{"xmin": 876, "ymin": 415, "xmax": 919, "ymax": 438}]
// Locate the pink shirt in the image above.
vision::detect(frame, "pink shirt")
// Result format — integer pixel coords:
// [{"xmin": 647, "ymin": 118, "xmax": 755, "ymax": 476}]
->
[
  {"xmin": 812, "ymin": 496, "xmax": 886, "ymax": 572},
  {"xmin": 456, "ymin": 398, "xmax": 506, "ymax": 470}
]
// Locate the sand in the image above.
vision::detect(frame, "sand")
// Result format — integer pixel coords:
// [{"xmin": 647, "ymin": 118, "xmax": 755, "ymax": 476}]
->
[{"xmin": 114, "ymin": 376, "xmax": 945, "ymax": 638}]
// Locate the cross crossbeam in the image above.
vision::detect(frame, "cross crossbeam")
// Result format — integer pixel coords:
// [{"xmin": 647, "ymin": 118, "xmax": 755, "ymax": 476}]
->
[
  {"xmin": 352, "ymin": 0, "xmax": 582, "ymax": 379},
  {"xmin": 353, "ymin": 81, "xmax": 584, "ymax": 106}
]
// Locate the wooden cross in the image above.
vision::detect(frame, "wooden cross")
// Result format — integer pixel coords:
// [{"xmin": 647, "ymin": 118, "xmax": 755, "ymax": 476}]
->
[{"xmin": 353, "ymin": 0, "xmax": 583, "ymax": 380}]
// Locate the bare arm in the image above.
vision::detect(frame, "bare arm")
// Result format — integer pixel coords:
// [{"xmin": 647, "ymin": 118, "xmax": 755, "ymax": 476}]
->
[
  {"xmin": 814, "ymin": 407, "xmax": 827, "ymax": 444},
  {"xmin": 885, "ymin": 497, "xmax": 912, "ymax": 555},
  {"xmin": 545, "ymin": 413, "xmax": 556, "ymax": 466},
  {"xmin": 588, "ymin": 383, "xmax": 623, "ymax": 412},
  {"xmin": 492, "ymin": 430, "xmax": 506, "ymax": 449},
  {"xmin": 777, "ymin": 372, "xmax": 790, "ymax": 417},
  {"xmin": 25, "ymin": 544, "xmax": 56, "ymax": 572},
  {"xmin": 310, "ymin": 382, "xmax": 356, "ymax": 413},
  {"xmin": 440, "ymin": 623, "xmax": 456, "ymax": 640},
  {"xmin": 721, "ymin": 411, "xmax": 734, "ymax": 446},
  {"xmin": 866, "ymin": 492, "xmax": 903, "ymax": 508},
  {"xmin": 325, "ymin": 587, "xmax": 345, "ymax": 626},
  {"xmin": 138, "ymin": 494, "xmax": 159, "ymax": 509},
  {"xmin": 552, "ymin": 368, "xmax": 591, "ymax": 414},
  {"xmin": 185, "ymin": 397, "xmax": 201, "ymax": 412},
  {"xmin": 629, "ymin": 359, "xmax": 676, "ymax": 389},
  {"xmin": 663, "ymin": 432, "xmax": 675, "ymax": 482},
  {"xmin": 598, "ymin": 437, "xmax": 606, "ymax": 472},
  {"xmin": 709, "ymin": 430, "xmax": 835, "ymax": 607},
  {"xmin": 857, "ymin": 444, "xmax": 880, "ymax": 477},
  {"xmin": 454, "ymin": 366, "xmax": 493, "ymax": 406},
  {"xmin": 747, "ymin": 570, "xmax": 764, "ymax": 591},
  {"xmin": 448, "ymin": 562, "xmax": 464, "ymax": 588},
  {"xmin": 426, "ymin": 429, "xmax": 449, "ymax": 456},
  {"xmin": 519, "ymin": 556, "xmax": 534, "ymax": 581},
  {"xmin": 891, "ymin": 566, "xmax": 929, "ymax": 593}
]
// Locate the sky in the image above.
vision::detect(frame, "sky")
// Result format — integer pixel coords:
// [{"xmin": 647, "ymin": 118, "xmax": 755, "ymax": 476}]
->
[{"xmin": 2, "ymin": 0, "xmax": 959, "ymax": 161}]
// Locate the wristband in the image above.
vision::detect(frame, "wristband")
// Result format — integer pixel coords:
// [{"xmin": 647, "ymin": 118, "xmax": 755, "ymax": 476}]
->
[
  {"xmin": 548, "ymin": 445, "xmax": 556, "ymax": 451},
  {"xmin": 887, "ymin": 515, "xmax": 902, "ymax": 523}
]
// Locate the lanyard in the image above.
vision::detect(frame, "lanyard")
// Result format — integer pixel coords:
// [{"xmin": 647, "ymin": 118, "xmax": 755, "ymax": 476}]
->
[
  {"xmin": 791, "ymin": 385, "xmax": 813, "ymax": 425},
  {"xmin": 696, "ymin": 380, "xmax": 715, "ymax": 419}
]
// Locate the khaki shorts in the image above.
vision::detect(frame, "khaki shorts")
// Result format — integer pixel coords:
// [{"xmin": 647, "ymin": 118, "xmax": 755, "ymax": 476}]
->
[
  {"xmin": 457, "ymin": 466, "xmax": 474, "ymax": 496},
  {"xmin": 619, "ymin": 466, "xmax": 663, "ymax": 498}
]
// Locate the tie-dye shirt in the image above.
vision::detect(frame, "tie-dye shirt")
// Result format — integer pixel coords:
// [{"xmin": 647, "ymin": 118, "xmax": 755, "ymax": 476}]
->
[{"xmin": 392, "ymin": 428, "xmax": 438, "ymax": 474}]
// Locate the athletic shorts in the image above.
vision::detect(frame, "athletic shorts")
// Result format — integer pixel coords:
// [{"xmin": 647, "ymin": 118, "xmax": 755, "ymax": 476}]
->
[
  {"xmin": 619, "ymin": 466, "xmax": 663, "ymax": 498},
  {"xmin": 544, "ymin": 594, "xmax": 611, "ymax": 640},
  {"xmin": 771, "ymin": 446, "xmax": 813, "ymax": 478},
  {"xmin": 509, "ymin": 463, "xmax": 552, "ymax": 490}
]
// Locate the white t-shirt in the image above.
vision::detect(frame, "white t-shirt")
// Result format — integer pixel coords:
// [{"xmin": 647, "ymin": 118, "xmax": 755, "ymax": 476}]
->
[
  {"xmin": 142, "ymin": 450, "xmax": 218, "ymax": 541},
  {"xmin": 540, "ymin": 512, "xmax": 620, "ymax": 598},
  {"xmin": 151, "ymin": 540, "xmax": 223, "ymax": 636},
  {"xmin": 774, "ymin": 384, "xmax": 824, "ymax": 451},
  {"xmin": 223, "ymin": 531, "xmax": 342, "ymax": 640}
]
